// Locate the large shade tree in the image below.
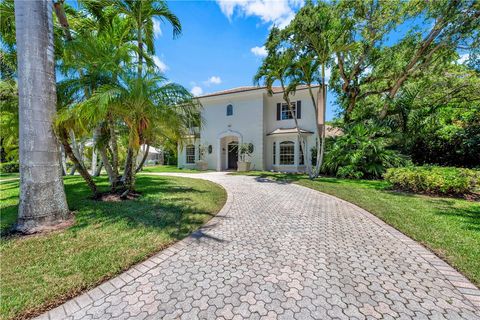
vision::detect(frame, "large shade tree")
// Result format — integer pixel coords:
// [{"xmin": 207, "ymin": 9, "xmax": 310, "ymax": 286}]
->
[{"xmin": 14, "ymin": 0, "xmax": 69, "ymax": 233}]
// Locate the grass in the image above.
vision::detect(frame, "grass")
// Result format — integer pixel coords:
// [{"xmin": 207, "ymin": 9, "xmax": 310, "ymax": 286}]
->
[
  {"xmin": 0, "ymin": 175, "xmax": 226, "ymax": 320},
  {"xmin": 0, "ymin": 173, "xmax": 19, "ymax": 180},
  {"xmin": 140, "ymin": 165, "xmax": 201, "ymax": 173},
  {"xmin": 232, "ymin": 171, "xmax": 480, "ymax": 287}
]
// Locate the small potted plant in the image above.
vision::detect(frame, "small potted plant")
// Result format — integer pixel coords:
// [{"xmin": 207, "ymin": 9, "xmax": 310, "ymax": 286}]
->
[
  {"xmin": 195, "ymin": 144, "xmax": 208, "ymax": 171},
  {"xmin": 237, "ymin": 143, "xmax": 254, "ymax": 172}
]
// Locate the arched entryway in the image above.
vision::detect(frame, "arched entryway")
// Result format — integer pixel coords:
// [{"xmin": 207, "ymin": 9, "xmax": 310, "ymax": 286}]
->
[{"xmin": 217, "ymin": 130, "xmax": 242, "ymax": 171}]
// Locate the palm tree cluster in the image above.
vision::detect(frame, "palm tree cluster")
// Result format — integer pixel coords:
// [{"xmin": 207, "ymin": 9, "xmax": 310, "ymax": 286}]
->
[
  {"xmin": 1, "ymin": 0, "xmax": 200, "ymax": 232},
  {"xmin": 254, "ymin": 1, "xmax": 349, "ymax": 179}
]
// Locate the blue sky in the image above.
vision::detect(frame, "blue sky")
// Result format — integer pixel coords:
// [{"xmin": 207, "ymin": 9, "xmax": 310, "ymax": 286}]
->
[{"xmin": 155, "ymin": 0, "xmax": 340, "ymax": 120}]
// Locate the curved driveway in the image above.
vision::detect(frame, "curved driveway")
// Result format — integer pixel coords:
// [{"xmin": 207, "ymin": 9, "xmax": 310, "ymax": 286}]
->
[{"xmin": 39, "ymin": 172, "xmax": 480, "ymax": 320}]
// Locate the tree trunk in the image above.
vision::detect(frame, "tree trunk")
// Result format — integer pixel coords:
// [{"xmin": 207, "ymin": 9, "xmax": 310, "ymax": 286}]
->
[
  {"xmin": 98, "ymin": 145, "xmax": 116, "ymax": 187},
  {"xmin": 91, "ymin": 146, "xmax": 97, "ymax": 175},
  {"xmin": 93, "ymin": 160, "xmax": 103, "ymax": 177},
  {"xmin": 68, "ymin": 130, "xmax": 82, "ymax": 175},
  {"xmin": 108, "ymin": 115, "xmax": 119, "ymax": 179},
  {"xmin": 317, "ymin": 84, "xmax": 327, "ymax": 179},
  {"xmin": 60, "ymin": 145, "xmax": 67, "ymax": 176},
  {"xmin": 280, "ymin": 80, "xmax": 306, "ymax": 176},
  {"xmin": 123, "ymin": 146, "xmax": 137, "ymax": 192},
  {"xmin": 307, "ymin": 85, "xmax": 320, "ymax": 179},
  {"xmin": 58, "ymin": 129, "xmax": 99, "ymax": 196},
  {"xmin": 135, "ymin": 144, "xmax": 150, "ymax": 173},
  {"xmin": 14, "ymin": 0, "xmax": 69, "ymax": 233}
]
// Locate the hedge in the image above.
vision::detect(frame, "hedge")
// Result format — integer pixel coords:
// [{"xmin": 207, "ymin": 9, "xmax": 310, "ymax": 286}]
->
[
  {"xmin": 384, "ymin": 166, "xmax": 479, "ymax": 195},
  {"xmin": 0, "ymin": 162, "xmax": 19, "ymax": 173}
]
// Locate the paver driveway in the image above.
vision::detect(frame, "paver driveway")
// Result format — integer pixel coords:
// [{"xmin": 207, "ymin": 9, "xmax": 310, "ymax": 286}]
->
[{"xmin": 38, "ymin": 172, "xmax": 480, "ymax": 320}]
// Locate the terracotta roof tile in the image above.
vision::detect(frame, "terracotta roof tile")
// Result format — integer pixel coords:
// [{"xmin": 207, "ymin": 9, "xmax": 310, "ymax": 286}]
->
[{"xmin": 198, "ymin": 85, "xmax": 320, "ymax": 98}]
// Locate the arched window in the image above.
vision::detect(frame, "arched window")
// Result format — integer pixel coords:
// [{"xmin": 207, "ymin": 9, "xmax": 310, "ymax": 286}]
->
[
  {"xmin": 226, "ymin": 104, "xmax": 233, "ymax": 116},
  {"xmin": 186, "ymin": 144, "xmax": 195, "ymax": 164},
  {"xmin": 279, "ymin": 141, "xmax": 295, "ymax": 165}
]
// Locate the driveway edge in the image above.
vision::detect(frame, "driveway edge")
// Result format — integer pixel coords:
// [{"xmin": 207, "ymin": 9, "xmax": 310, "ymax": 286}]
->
[{"xmin": 291, "ymin": 181, "xmax": 480, "ymax": 311}]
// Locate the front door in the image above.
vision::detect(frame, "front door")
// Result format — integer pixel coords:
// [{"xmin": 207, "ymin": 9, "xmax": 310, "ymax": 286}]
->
[{"xmin": 227, "ymin": 142, "xmax": 238, "ymax": 170}]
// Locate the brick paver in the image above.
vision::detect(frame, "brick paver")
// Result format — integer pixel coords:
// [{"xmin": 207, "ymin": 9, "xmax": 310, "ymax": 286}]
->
[{"xmin": 37, "ymin": 172, "xmax": 480, "ymax": 320}]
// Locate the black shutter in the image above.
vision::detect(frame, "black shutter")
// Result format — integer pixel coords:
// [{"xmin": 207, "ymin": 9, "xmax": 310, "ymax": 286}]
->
[
  {"xmin": 296, "ymin": 100, "xmax": 301, "ymax": 119},
  {"xmin": 276, "ymin": 103, "xmax": 281, "ymax": 120}
]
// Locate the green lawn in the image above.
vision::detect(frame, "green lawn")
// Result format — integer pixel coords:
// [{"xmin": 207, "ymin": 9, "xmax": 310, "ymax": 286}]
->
[
  {"xmin": 0, "ymin": 172, "xmax": 19, "ymax": 180},
  {"xmin": 0, "ymin": 175, "xmax": 226, "ymax": 320},
  {"xmin": 140, "ymin": 165, "xmax": 201, "ymax": 173},
  {"xmin": 233, "ymin": 171, "xmax": 480, "ymax": 287}
]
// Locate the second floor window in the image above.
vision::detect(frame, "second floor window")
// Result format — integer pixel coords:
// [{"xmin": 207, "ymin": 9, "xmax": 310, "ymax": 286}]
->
[
  {"xmin": 281, "ymin": 103, "xmax": 296, "ymax": 120},
  {"xmin": 226, "ymin": 104, "xmax": 233, "ymax": 116},
  {"xmin": 277, "ymin": 101, "xmax": 301, "ymax": 120}
]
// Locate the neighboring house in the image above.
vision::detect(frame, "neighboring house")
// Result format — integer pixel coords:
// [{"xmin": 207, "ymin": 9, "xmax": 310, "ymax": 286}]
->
[
  {"xmin": 178, "ymin": 85, "xmax": 338, "ymax": 172},
  {"xmin": 137, "ymin": 144, "xmax": 164, "ymax": 166}
]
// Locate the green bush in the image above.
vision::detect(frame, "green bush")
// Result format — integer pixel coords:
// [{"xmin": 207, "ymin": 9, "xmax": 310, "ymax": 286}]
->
[
  {"xmin": 0, "ymin": 162, "xmax": 19, "ymax": 173},
  {"xmin": 322, "ymin": 122, "xmax": 409, "ymax": 179},
  {"xmin": 384, "ymin": 166, "xmax": 480, "ymax": 195}
]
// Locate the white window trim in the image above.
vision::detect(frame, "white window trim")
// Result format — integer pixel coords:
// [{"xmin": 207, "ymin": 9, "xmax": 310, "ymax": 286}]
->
[
  {"xmin": 185, "ymin": 144, "xmax": 195, "ymax": 164},
  {"xmin": 281, "ymin": 102, "xmax": 296, "ymax": 120},
  {"xmin": 279, "ymin": 141, "xmax": 295, "ymax": 165}
]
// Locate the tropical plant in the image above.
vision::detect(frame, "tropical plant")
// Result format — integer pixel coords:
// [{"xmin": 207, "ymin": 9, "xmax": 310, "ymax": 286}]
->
[
  {"xmin": 254, "ymin": 27, "xmax": 311, "ymax": 175},
  {"xmin": 75, "ymin": 68, "xmax": 198, "ymax": 193},
  {"xmin": 322, "ymin": 122, "xmax": 409, "ymax": 179},
  {"xmin": 106, "ymin": 0, "xmax": 181, "ymax": 76},
  {"xmin": 238, "ymin": 143, "xmax": 254, "ymax": 162},
  {"xmin": 287, "ymin": 1, "xmax": 350, "ymax": 178}
]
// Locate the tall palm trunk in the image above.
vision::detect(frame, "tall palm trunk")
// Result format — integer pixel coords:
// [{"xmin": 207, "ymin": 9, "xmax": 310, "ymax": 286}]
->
[
  {"xmin": 14, "ymin": 0, "xmax": 69, "ymax": 233},
  {"xmin": 108, "ymin": 114, "xmax": 119, "ymax": 181},
  {"xmin": 58, "ymin": 129, "xmax": 99, "ymax": 196},
  {"xmin": 307, "ymin": 85, "xmax": 321, "ymax": 179},
  {"xmin": 280, "ymin": 80, "xmax": 308, "ymax": 175},
  {"xmin": 135, "ymin": 144, "xmax": 150, "ymax": 173},
  {"xmin": 316, "ymin": 65, "xmax": 327, "ymax": 179},
  {"xmin": 93, "ymin": 160, "xmax": 103, "ymax": 177},
  {"xmin": 123, "ymin": 146, "xmax": 137, "ymax": 193}
]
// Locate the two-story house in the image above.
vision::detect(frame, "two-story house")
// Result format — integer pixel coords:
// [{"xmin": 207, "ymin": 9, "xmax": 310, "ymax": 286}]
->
[{"xmin": 178, "ymin": 85, "xmax": 324, "ymax": 172}]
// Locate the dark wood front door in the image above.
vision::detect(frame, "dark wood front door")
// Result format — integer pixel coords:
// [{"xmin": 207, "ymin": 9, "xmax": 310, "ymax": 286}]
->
[{"xmin": 227, "ymin": 142, "xmax": 238, "ymax": 169}]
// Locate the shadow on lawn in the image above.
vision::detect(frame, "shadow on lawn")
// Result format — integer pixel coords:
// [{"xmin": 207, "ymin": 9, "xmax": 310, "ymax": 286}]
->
[
  {"xmin": 1, "ymin": 175, "xmax": 226, "ymax": 243},
  {"xmin": 427, "ymin": 199, "xmax": 480, "ymax": 232}
]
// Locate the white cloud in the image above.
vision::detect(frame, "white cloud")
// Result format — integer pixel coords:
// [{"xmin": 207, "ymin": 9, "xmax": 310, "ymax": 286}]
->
[
  {"xmin": 152, "ymin": 56, "xmax": 168, "ymax": 72},
  {"xmin": 153, "ymin": 19, "xmax": 162, "ymax": 37},
  {"xmin": 191, "ymin": 86, "xmax": 203, "ymax": 96},
  {"xmin": 325, "ymin": 67, "xmax": 331, "ymax": 82},
  {"xmin": 251, "ymin": 45, "xmax": 267, "ymax": 57},
  {"xmin": 205, "ymin": 76, "xmax": 222, "ymax": 85},
  {"xmin": 458, "ymin": 53, "xmax": 469, "ymax": 64},
  {"xmin": 216, "ymin": 0, "xmax": 303, "ymax": 28}
]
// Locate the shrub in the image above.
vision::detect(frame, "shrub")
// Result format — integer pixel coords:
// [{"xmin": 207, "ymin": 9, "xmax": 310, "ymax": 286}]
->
[
  {"xmin": 384, "ymin": 166, "xmax": 480, "ymax": 195},
  {"xmin": 322, "ymin": 122, "xmax": 409, "ymax": 179},
  {"xmin": 0, "ymin": 162, "xmax": 19, "ymax": 173}
]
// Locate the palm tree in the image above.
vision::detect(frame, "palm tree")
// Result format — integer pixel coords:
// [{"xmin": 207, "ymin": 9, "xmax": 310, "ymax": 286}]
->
[
  {"xmin": 107, "ymin": 0, "xmax": 181, "ymax": 77},
  {"xmin": 288, "ymin": 0, "xmax": 350, "ymax": 178},
  {"xmin": 254, "ymin": 27, "xmax": 311, "ymax": 175},
  {"xmin": 14, "ymin": 0, "xmax": 69, "ymax": 233},
  {"xmin": 80, "ymin": 68, "xmax": 198, "ymax": 194}
]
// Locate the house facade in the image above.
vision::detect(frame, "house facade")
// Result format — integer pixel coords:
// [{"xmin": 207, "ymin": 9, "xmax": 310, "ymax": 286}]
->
[{"xmin": 178, "ymin": 86, "xmax": 324, "ymax": 172}]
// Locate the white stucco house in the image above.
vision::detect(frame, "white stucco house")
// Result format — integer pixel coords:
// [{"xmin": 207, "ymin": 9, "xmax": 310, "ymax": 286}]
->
[{"xmin": 178, "ymin": 85, "xmax": 338, "ymax": 172}]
